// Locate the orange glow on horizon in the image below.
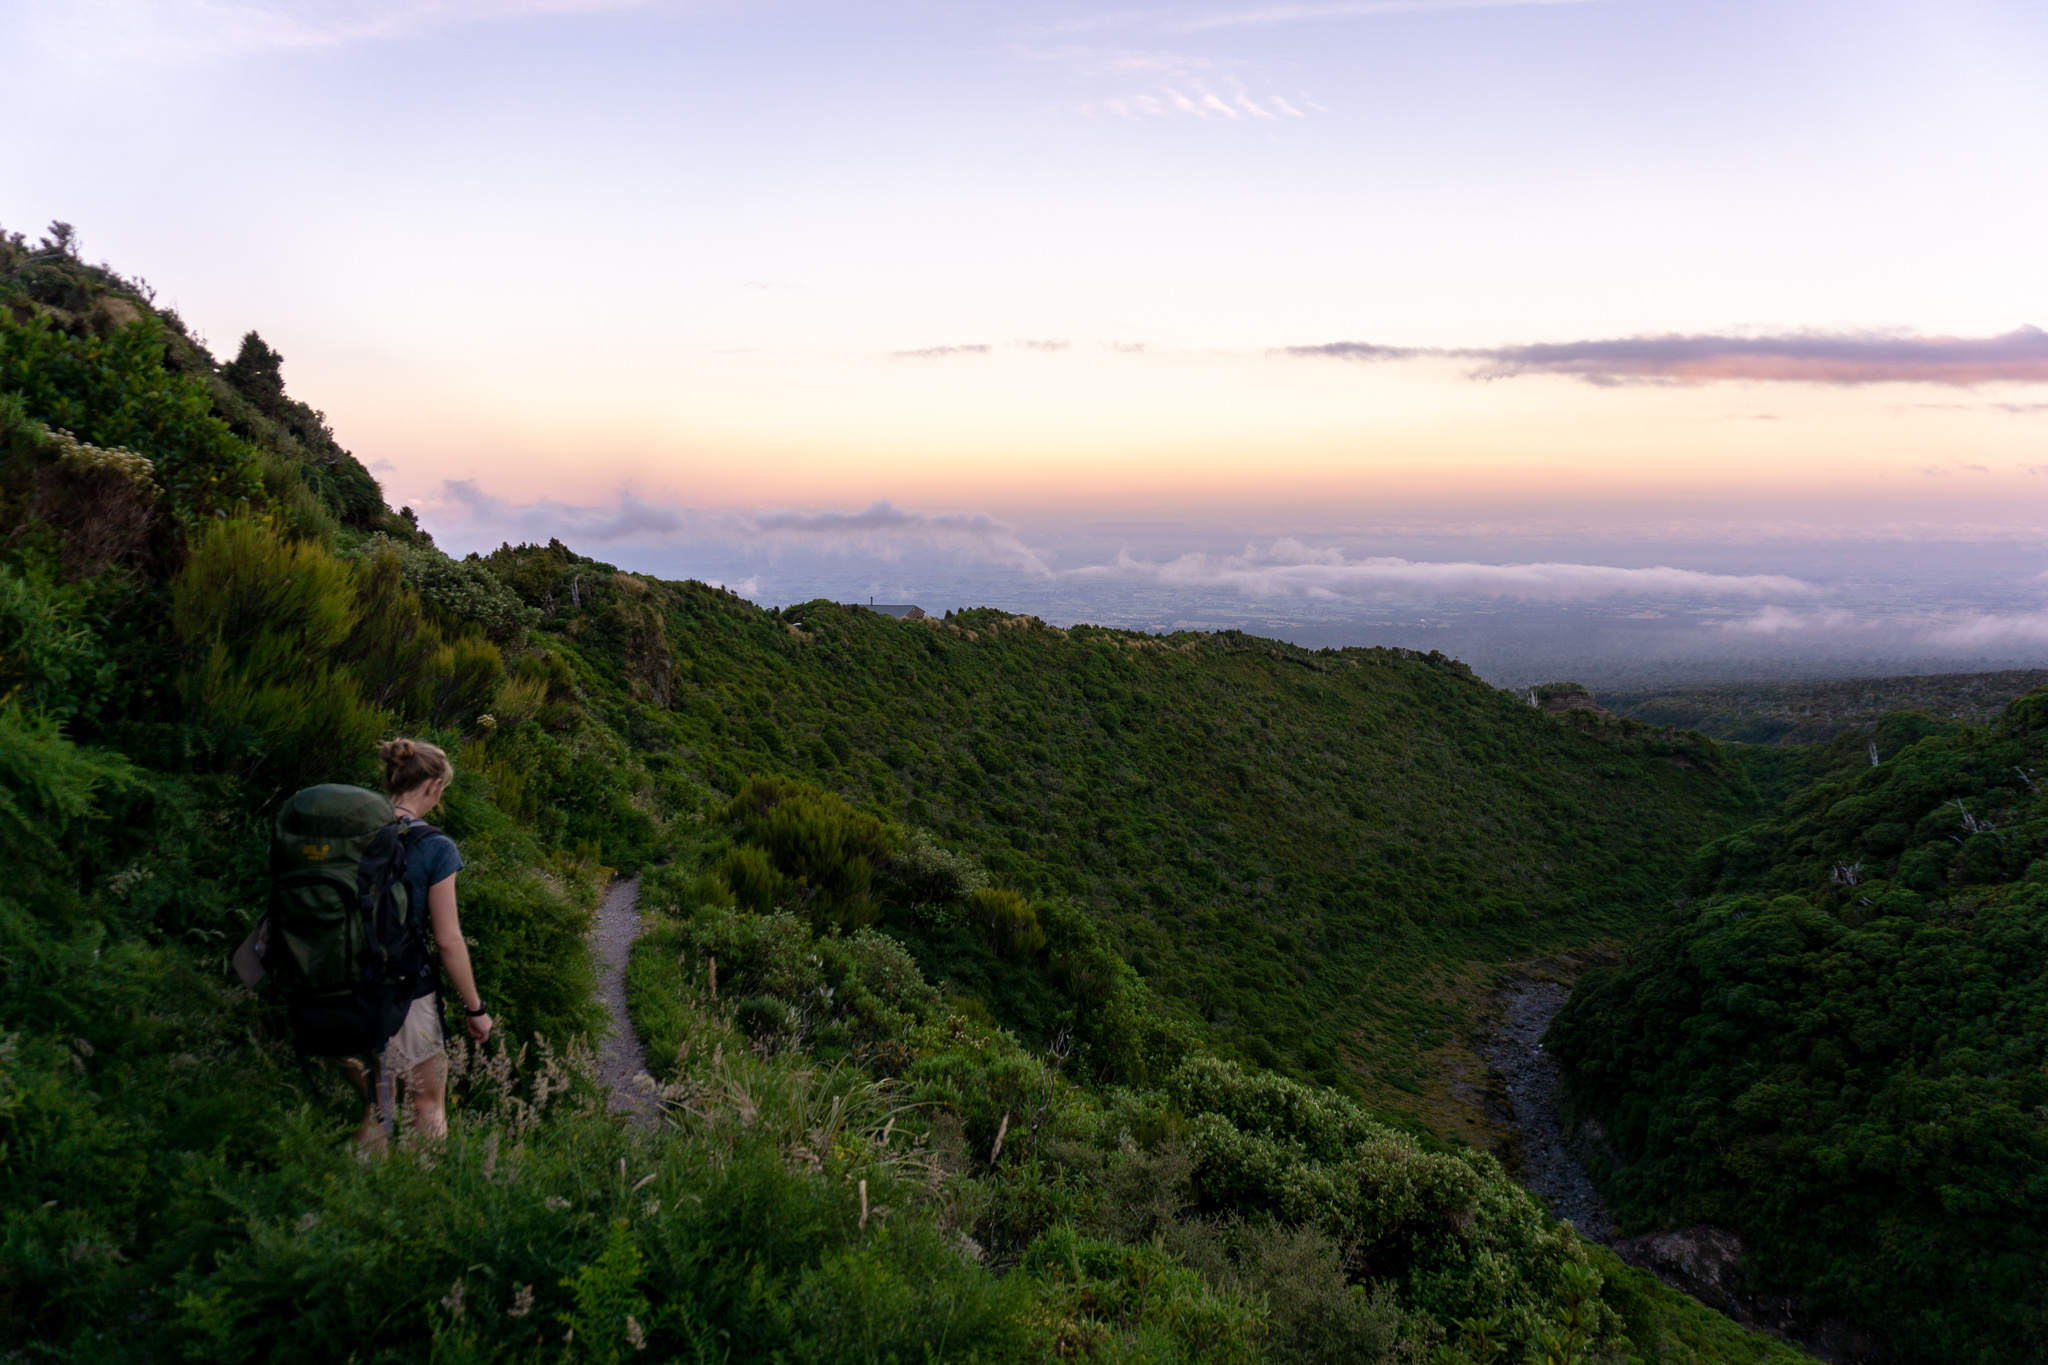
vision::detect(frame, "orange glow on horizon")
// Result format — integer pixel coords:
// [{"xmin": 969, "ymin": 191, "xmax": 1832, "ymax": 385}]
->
[{"xmin": 310, "ymin": 347, "xmax": 2048, "ymax": 537}]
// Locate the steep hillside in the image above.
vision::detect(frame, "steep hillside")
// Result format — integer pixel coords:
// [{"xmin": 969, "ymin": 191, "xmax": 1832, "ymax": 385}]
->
[
  {"xmin": 0, "ymin": 222, "xmax": 1806, "ymax": 1364},
  {"xmin": 1550, "ymin": 690, "xmax": 2048, "ymax": 1363},
  {"xmin": 472, "ymin": 544, "xmax": 1756, "ymax": 1095}
]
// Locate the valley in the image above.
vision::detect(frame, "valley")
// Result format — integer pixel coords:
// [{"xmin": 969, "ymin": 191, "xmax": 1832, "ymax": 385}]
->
[{"xmin": 1, "ymin": 227, "xmax": 2039, "ymax": 1364}]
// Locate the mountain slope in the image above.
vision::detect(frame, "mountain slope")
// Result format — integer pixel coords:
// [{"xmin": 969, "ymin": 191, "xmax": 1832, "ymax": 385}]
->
[{"xmin": 476, "ymin": 544, "xmax": 1758, "ymax": 1095}]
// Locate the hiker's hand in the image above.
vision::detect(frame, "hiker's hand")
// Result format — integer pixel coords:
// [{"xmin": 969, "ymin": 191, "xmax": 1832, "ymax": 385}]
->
[{"xmin": 468, "ymin": 1011, "xmax": 493, "ymax": 1044}]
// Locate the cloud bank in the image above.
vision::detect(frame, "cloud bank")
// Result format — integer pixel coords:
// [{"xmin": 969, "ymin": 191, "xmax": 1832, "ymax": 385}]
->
[
  {"xmin": 1712, "ymin": 605, "xmax": 2048, "ymax": 651},
  {"xmin": 1282, "ymin": 326, "xmax": 2048, "ymax": 387},
  {"xmin": 1064, "ymin": 540, "xmax": 1815, "ymax": 601},
  {"xmin": 426, "ymin": 490, "xmax": 1826, "ymax": 605},
  {"xmin": 429, "ymin": 485, "xmax": 1053, "ymax": 574}
]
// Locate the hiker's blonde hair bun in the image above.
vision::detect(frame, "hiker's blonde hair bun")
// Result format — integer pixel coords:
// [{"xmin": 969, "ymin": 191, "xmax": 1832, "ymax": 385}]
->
[{"xmin": 380, "ymin": 737, "xmax": 453, "ymax": 796}]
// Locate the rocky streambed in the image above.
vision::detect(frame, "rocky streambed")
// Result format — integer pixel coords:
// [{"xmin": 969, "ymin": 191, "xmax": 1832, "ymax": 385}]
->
[
  {"xmin": 1481, "ymin": 974, "xmax": 1892, "ymax": 1364},
  {"xmin": 1477, "ymin": 979, "xmax": 1615, "ymax": 1240}
]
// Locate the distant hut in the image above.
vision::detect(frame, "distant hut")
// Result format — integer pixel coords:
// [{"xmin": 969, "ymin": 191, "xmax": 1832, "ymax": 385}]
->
[{"xmin": 860, "ymin": 601, "xmax": 927, "ymax": 620}]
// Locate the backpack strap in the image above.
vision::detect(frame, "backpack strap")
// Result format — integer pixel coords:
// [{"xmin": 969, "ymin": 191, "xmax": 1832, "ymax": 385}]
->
[
  {"xmin": 394, "ymin": 820, "xmax": 450, "ymax": 1046},
  {"xmin": 396, "ymin": 819, "xmax": 443, "ymax": 931}
]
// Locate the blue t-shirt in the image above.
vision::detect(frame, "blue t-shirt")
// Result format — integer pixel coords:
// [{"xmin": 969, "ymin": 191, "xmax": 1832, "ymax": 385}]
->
[{"xmin": 400, "ymin": 817, "xmax": 463, "ymax": 997}]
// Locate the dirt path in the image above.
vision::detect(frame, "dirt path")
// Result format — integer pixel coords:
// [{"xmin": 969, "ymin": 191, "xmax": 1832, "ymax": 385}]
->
[
  {"xmin": 1479, "ymin": 980, "xmax": 1615, "ymax": 1239},
  {"xmin": 590, "ymin": 876, "xmax": 655, "ymax": 1124}
]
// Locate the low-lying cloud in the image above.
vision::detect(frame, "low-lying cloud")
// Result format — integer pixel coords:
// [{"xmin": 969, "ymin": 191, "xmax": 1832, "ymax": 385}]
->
[
  {"xmin": 426, "ymin": 490, "xmax": 1828, "ymax": 605},
  {"xmin": 439, "ymin": 481, "xmax": 685, "ymax": 543},
  {"xmin": 428, "ymin": 485, "xmax": 1053, "ymax": 574},
  {"xmin": 1064, "ymin": 540, "xmax": 1814, "ymax": 601},
  {"xmin": 746, "ymin": 502, "xmax": 1052, "ymax": 574},
  {"xmin": 1280, "ymin": 326, "xmax": 2048, "ymax": 387},
  {"xmin": 1710, "ymin": 605, "xmax": 2048, "ymax": 650}
]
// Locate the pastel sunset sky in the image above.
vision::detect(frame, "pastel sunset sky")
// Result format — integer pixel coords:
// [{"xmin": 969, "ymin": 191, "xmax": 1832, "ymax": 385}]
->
[{"xmin": 7, "ymin": 0, "xmax": 2048, "ymax": 675}]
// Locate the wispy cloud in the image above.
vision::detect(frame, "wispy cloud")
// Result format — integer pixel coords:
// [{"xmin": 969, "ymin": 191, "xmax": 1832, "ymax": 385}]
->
[
  {"xmin": 428, "ymin": 485, "xmax": 1054, "ymax": 574},
  {"xmin": 1034, "ymin": 0, "xmax": 1593, "ymax": 36},
  {"xmin": 1176, "ymin": 0, "xmax": 1600, "ymax": 32},
  {"xmin": 890, "ymin": 344, "xmax": 993, "ymax": 360},
  {"xmin": 1932, "ymin": 613, "xmax": 2048, "ymax": 647},
  {"xmin": 889, "ymin": 339, "xmax": 1076, "ymax": 359},
  {"xmin": 1711, "ymin": 605, "xmax": 2048, "ymax": 650},
  {"xmin": 1279, "ymin": 326, "xmax": 2048, "ymax": 387},
  {"xmin": 1091, "ymin": 81, "xmax": 1312, "ymax": 118},
  {"xmin": 22, "ymin": 0, "xmax": 651, "ymax": 62},
  {"xmin": 1475, "ymin": 327, "xmax": 2048, "ymax": 386},
  {"xmin": 746, "ymin": 503, "xmax": 1052, "ymax": 574},
  {"xmin": 1063, "ymin": 539, "xmax": 1814, "ymax": 601},
  {"xmin": 1711, "ymin": 605, "xmax": 1864, "ymax": 636},
  {"xmin": 440, "ymin": 481, "xmax": 685, "ymax": 541},
  {"xmin": 1012, "ymin": 40, "xmax": 1322, "ymax": 120},
  {"xmin": 1282, "ymin": 341, "xmax": 1425, "ymax": 362}
]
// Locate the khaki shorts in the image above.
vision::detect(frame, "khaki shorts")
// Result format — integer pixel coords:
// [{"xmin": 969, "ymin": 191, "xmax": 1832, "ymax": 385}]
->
[{"xmin": 383, "ymin": 993, "xmax": 445, "ymax": 1075}]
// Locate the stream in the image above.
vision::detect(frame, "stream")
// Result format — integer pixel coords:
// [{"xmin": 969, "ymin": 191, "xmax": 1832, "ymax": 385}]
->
[
  {"xmin": 1481, "ymin": 977, "xmax": 1892, "ymax": 1364},
  {"xmin": 1478, "ymin": 980, "xmax": 1615, "ymax": 1239}
]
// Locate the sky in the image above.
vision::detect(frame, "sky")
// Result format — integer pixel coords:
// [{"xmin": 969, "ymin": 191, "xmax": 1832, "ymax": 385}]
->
[{"xmin": 6, "ymin": 0, "xmax": 2048, "ymax": 683}]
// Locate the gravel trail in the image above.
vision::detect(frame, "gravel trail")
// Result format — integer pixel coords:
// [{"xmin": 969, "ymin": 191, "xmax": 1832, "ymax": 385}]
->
[
  {"xmin": 1479, "ymin": 980, "xmax": 1615, "ymax": 1239},
  {"xmin": 590, "ymin": 876, "xmax": 655, "ymax": 1124}
]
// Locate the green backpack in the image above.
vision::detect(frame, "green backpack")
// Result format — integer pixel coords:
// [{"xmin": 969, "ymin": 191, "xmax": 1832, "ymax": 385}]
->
[{"xmin": 267, "ymin": 784, "xmax": 440, "ymax": 1059}]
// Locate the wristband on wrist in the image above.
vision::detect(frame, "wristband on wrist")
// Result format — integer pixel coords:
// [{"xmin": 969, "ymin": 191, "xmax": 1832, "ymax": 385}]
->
[{"xmin": 464, "ymin": 1003, "xmax": 489, "ymax": 1018}]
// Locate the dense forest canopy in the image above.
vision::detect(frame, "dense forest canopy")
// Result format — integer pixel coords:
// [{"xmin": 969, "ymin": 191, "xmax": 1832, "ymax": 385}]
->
[
  {"xmin": 3, "ymin": 220, "xmax": 2017, "ymax": 1362},
  {"xmin": 1550, "ymin": 705, "xmax": 2048, "ymax": 1363}
]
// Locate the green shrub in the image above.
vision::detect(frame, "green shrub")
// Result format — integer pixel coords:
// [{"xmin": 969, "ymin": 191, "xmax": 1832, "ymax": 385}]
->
[
  {"xmin": 1206, "ymin": 1222, "xmax": 1413, "ymax": 1365},
  {"xmin": 887, "ymin": 827, "xmax": 988, "ymax": 916},
  {"xmin": 968, "ymin": 888, "xmax": 1046, "ymax": 957},
  {"xmin": 640, "ymin": 859, "xmax": 735, "ymax": 918},
  {"xmin": 716, "ymin": 843, "xmax": 783, "ymax": 913},
  {"xmin": 1020, "ymin": 1224, "xmax": 1266, "ymax": 1364},
  {"xmin": 636, "ymin": 908, "xmax": 939, "ymax": 1064},
  {"xmin": 172, "ymin": 517, "xmax": 386, "ymax": 794},
  {"xmin": 508, "ymin": 648, "xmax": 582, "ymax": 732},
  {"xmin": 0, "ymin": 310, "xmax": 260, "ymax": 517},
  {"xmin": 723, "ymin": 776, "xmax": 897, "ymax": 932},
  {"xmin": 0, "ymin": 561, "xmax": 114, "ymax": 720},
  {"xmin": 358, "ymin": 534, "xmax": 540, "ymax": 645},
  {"xmin": 1163, "ymin": 1057, "xmax": 1618, "ymax": 1350},
  {"xmin": 0, "ymin": 400, "xmax": 165, "ymax": 584},
  {"xmin": 0, "ymin": 705, "xmax": 133, "ymax": 873}
]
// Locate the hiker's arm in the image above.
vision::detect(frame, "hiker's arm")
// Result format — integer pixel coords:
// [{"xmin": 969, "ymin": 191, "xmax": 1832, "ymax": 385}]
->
[{"xmin": 427, "ymin": 875, "xmax": 491, "ymax": 1042}]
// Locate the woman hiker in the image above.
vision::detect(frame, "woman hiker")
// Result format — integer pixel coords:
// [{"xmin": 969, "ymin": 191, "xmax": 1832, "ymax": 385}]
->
[{"xmin": 346, "ymin": 738, "xmax": 493, "ymax": 1145}]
